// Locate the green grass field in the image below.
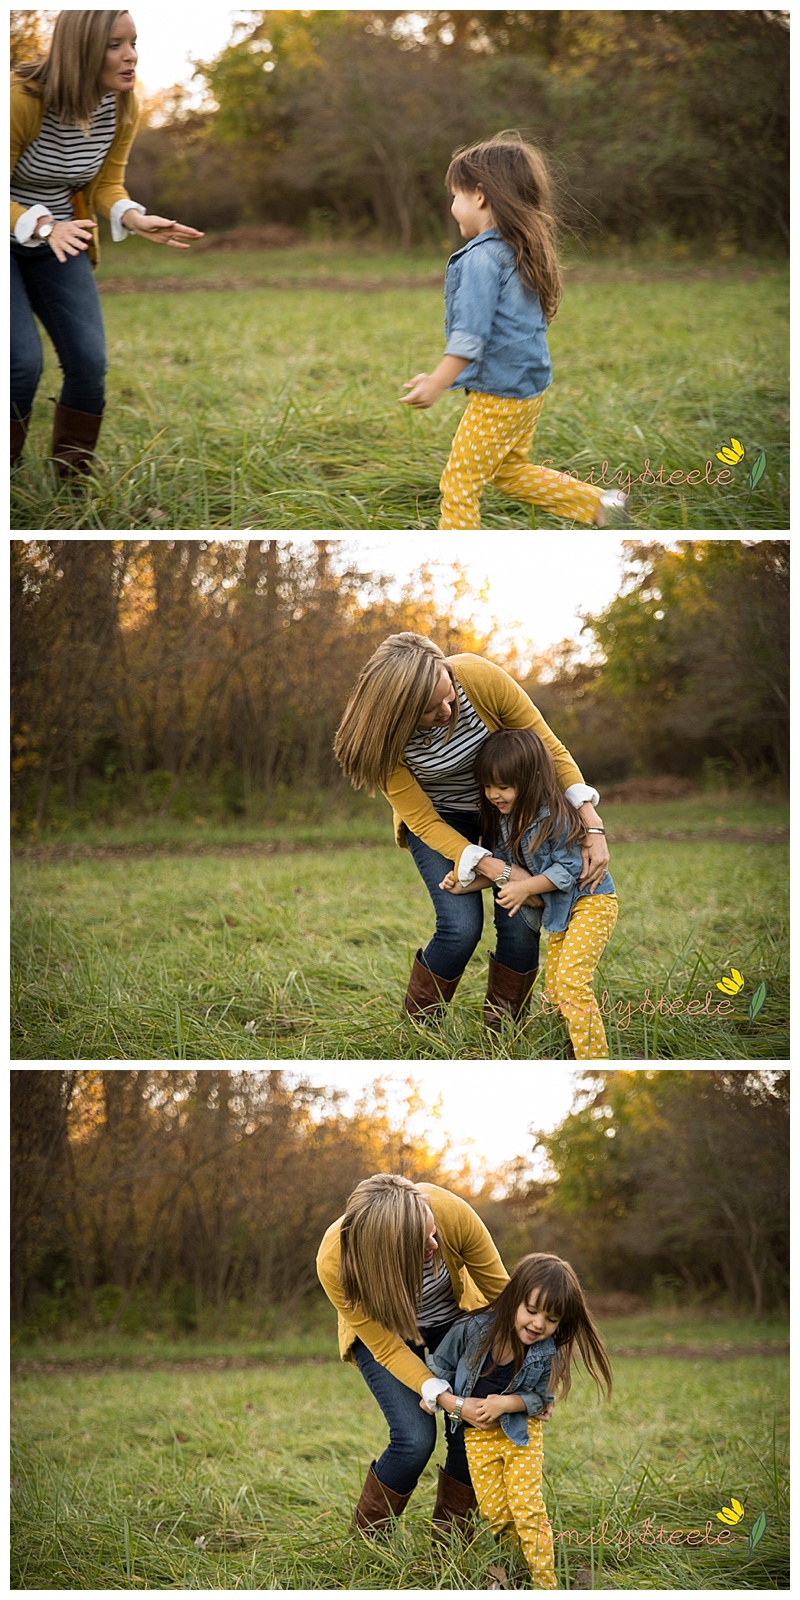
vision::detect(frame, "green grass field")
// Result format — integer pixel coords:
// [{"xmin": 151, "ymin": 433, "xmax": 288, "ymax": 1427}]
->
[
  {"xmin": 10, "ymin": 1314, "xmax": 789, "ymax": 1589},
  {"xmin": 10, "ymin": 795, "xmax": 788, "ymax": 1060},
  {"xmin": 10, "ymin": 241, "xmax": 788, "ymax": 531}
]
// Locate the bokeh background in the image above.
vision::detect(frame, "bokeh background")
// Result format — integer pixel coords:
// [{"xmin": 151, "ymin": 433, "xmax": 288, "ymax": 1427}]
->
[
  {"xmin": 11, "ymin": 1067, "xmax": 789, "ymax": 1589},
  {"xmin": 10, "ymin": 10, "xmax": 789, "ymax": 531}
]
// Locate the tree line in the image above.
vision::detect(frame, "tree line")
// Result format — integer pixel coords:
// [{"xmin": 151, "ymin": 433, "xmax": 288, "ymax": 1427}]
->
[
  {"xmin": 10, "ymin": 539, "xmax": 789, "ymax": 834},
  {"xmin": 11, "ymin": 1069, "xmax": 788, "ymax": 1333},
  {"xmin": 11, "ymin": 10, "xmax": 789, "ymax": 249}
]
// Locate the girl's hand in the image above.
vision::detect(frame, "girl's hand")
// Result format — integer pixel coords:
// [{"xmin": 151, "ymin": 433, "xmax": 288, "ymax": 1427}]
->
[
  {"xmin": 439, "ymin": 871, "xmax": 489, "ymax": 894},
  {"xmin": 41, "ymin": 217, "xmax": 97, "ymax": 263},
  {"xmin": 124, "ymin": 211, "xmax": 204, "ymax": 248},
  {"xmin": 399, "ymin": 373, "xmax": 444, "ymax": 409},
  {"xmin": 473, "ymin": 1395, "xmax": 506, "ymax": 1425},
  {"xmin": 496, "ymin": 874, "xmax": 538, "ymax": 917},
  {"xmin": 458, "ymin": 1398, "xmax": 492, "ymax": 1429}
]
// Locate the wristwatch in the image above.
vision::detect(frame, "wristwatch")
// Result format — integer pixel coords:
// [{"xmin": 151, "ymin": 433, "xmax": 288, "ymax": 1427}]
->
[
  {"xmin": 37, "ymin": 221, "xmax": 55, "ymax": 241},
  {"xmin": 495, "ymin": 863, "xmax": 512, "ymax": 888}
]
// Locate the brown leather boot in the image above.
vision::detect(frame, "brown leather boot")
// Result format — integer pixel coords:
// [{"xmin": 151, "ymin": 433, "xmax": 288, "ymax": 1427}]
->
[
  {"xmin": 12, "ymin": 413, "xmax": 31, "ymax": 469},
  {"xmin": 353, "ymin": 1461, "xmax": 412, "ymax": 1535},
  {"xmin": 484, "ymin": 952, "xmax": 538, "ymax": 1033},
  {"xmin": 51, "ymin": 402, "xmax": 103, "ymax": 480},
  {"xmin": 432, "ymin": 1466, "xmax": 478, "ymax": 1544},
  {"xmin": 403, "ymin": 949, "xmax": 462, "ymax": 1021}
]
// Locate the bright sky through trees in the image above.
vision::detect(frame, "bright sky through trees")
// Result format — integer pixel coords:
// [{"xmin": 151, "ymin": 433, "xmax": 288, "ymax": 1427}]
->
[{"xmin": 293, "ymin": 1066, "xmax": 581, "ymax": 1176}]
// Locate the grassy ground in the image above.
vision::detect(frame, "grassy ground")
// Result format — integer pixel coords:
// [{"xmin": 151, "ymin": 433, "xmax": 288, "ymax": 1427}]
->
[
  {"xmin": 10, "ymin": 795, "xmax": 788, "ymax": 1061},
  {"xmin": 10, "ymin": 1314, "xmax": 789, "ymax": 1590},
  {"xmin": 10, "ymin": 241, "xmax": 788, "ymax": 531}
]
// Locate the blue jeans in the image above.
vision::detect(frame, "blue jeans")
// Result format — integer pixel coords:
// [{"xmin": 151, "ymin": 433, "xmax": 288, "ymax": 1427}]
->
[
  {"xmin": 10, "ymin": 240, "xmax": 107, "ymax": 419},
  {"xmin": 353, "ymin": 1323, "xmax": 471, "ymax": 1495},
  {"xmin": 406, "ymin": 807, "xmax": 540, "ymax": 981}
]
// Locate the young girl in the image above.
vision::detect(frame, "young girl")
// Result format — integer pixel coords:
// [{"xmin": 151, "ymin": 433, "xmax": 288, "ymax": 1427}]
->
[
  {"xmin": 442, "ymin": 727, "xmax": 618, "ymax": 1058},
  {"xmin": 399, "ymin": 133, "xmax": 629, "ymax": 531},
  {"xmin": 421, "ymin": 1253, "xmax": 613, "ymax": 1589}
]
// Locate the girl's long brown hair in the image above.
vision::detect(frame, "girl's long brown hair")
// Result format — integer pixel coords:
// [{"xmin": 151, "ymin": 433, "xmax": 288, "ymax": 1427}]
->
[
  {"xmin": 474, "ymin": 727, "xmax": 584, "ymax": 863},
  {"xmin": 446, "ymin": 132, "xmax": 562, "ymax": 322},
  {"xmin": 14, "ymin": 10, "xmax": 136, "ymax": 130},
  {"xmin": 476, "ymin": 1253, "xmax": 612, "ymax": 1402}
]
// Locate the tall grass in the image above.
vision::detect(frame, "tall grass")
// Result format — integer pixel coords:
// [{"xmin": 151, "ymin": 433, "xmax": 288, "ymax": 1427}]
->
[
  {"xmin": 11, "ymin": 1328, "xmax": 789, "ymax": 1589},
  {"xmin": 10, "ymin": 246, "xmax": 788, "ymax": 531},
  {"xmin": 11, "ymin": 798, "xmax": 788, "ymax": 1060}
]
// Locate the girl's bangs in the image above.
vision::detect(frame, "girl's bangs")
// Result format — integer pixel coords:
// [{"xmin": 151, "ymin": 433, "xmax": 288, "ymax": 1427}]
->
[
  {"xmin": 518, "ymin": 1258, "xmax": 575, "ymax": 1322},
  {"xmin": 475, "ymin": 743, "xmax": 520, "ymax": 790},
  {"xmin": 446, "ymin": 151, "xmax": 476, "ymax": 191}
]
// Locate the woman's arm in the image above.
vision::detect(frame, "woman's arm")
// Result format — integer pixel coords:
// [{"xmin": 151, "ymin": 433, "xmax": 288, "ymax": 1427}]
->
[
  {"xmin": 92, "ymin": 101, "xmax": 203, "ymax": 248},
  {"xmin": 382, "ymin": 762, "xmax": 475, "ymax": 876}
]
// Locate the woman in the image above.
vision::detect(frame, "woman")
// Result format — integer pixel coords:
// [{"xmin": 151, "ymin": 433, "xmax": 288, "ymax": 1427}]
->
[
  {"xmin": 316, "ymin": 1172, "xmax": 514, "ymax": 1537},
  {"xmin": 10, "ymin": 10, "xmax": 203, "ymax": 477},
  {"xmin": 334, "ymin": 633, "xmax": 609, "ymax": 1030}
]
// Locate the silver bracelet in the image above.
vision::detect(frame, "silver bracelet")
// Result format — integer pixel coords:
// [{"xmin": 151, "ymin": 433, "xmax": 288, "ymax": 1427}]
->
[
  {"xmin": 451, "ymin": 1395, "xmax": 465, "ymax": 1424},
  {"xmin": 585, "ymin": 828, "xmax": 606, "ymax": 835},
  {"xmin": 494, "ymin": 863, "xmax": 512, "ymax": 887}
]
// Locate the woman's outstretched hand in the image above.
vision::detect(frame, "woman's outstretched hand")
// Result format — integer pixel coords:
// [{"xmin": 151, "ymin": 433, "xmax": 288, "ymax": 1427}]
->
[{"xmin": 124, "ymin": 212, "xmax": 204, "ymax": 248}]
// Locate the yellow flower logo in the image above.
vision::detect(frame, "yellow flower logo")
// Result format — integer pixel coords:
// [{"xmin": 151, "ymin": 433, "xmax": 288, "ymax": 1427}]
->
[
  {"xmin": 716, "ymin": 967, "xmax": 745, "ymax": 996},
  {"xmin": 717, "ymin": 1497, "xmax": 745, "ymax": 1526},
  {"xmin": 716, "ymin": 437, "xmax": 745, "ymax": 465}
]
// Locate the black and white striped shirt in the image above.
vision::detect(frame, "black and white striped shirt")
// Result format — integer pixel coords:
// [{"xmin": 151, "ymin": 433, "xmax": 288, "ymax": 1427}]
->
[
  {"xmin": 418, "ymin": 1251, "xmax": 459, "ymax": 1328},
  {"xmin": 403, "ymin": 683, "xmax": 489, "ymax": 814},
  {"xmin": 11, "ymin": 93, "xmax": 117, "ymax": 222}
]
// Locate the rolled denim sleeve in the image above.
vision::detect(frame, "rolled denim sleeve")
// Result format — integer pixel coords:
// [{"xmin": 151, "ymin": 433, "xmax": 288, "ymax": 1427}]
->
[
  {"xmin": 521, "ymin": 1376, "xmax": 551, "ymax": 1417},
  {"xmin": 444, "ymin": 247, "xmax": 503, "ymax": 363},
  {"xmin": 541, "ymin": 830, "xmax": 584, "ymax": 892},
  {"xmin": 426, "ymin": 1323, "xmax": 464, "ymax": 1384}
]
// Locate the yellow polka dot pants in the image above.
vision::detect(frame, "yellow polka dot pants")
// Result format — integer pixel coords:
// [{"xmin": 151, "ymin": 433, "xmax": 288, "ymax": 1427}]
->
[
  {"xmin": 439, "ymin": 391, "xmax": 604, "ymax": 530},
  {"xmin": 465, "ymin": 1420, "xmax": 557, "ymax": 1589},
  {"xmin": 544, "ymin": 893, "xmax": 619, "ymax": 1060}
]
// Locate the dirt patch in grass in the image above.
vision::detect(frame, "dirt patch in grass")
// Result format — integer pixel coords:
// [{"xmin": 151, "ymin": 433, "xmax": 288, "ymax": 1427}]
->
[
  {"xmin": 100, "ymin": 275, "xmax": 444, "ymax": 294},
  {"xmin": 13, "ymin": 826, "xmax": 788, "ymax": 863},
  {"xmin": 13, "ymin": 1343, "xmax": 788, "ymax": 1377}
]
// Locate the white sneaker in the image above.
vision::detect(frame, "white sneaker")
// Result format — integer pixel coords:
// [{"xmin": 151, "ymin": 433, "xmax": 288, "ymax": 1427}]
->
[{"xmin": 597, "ymin": 489, "xmax": 631, "ymax": 527}]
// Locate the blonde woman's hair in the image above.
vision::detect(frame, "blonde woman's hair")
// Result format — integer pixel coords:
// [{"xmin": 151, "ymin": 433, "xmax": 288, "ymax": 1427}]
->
[
  {"xmin": 333, "ymin": 633, "xmax": 458, "ymax": 794},
  {"xmin": 338, "ymin": 1174, "xmax": 430, "ymax": 1342},
  {"xmin": 14, "ymin": 11, "xmax": 136, "ymax": 130},
  {"xmin": 446, "ymin": 132, "xmax": 562, "ymax": 322}
]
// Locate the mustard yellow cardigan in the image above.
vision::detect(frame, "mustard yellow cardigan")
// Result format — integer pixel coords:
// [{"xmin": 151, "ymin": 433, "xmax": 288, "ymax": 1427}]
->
[
  {"xmin": 10, "ymin": 75, "xmax": 140, "ymax": 267},
  {"xmin": 316, "ymin": 1181, "xmax": 509, "ymax": 1394},
  {"xmin": 382, "ymin": 653, "xmax": 586, "ymax": 881}
]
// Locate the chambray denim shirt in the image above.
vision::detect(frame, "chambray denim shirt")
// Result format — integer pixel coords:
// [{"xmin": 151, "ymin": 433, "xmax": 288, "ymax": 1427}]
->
[
  {"xmin": 444, "ymin": 227, "xmax": 553, "ymax": 400},
  {"xmin": 497, "ymin": 809, "xmax": 616, "ymax": 935},
  {"xmin": 427, "ymin": 1309, "xmax": 556, "ymax": 1448}
]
